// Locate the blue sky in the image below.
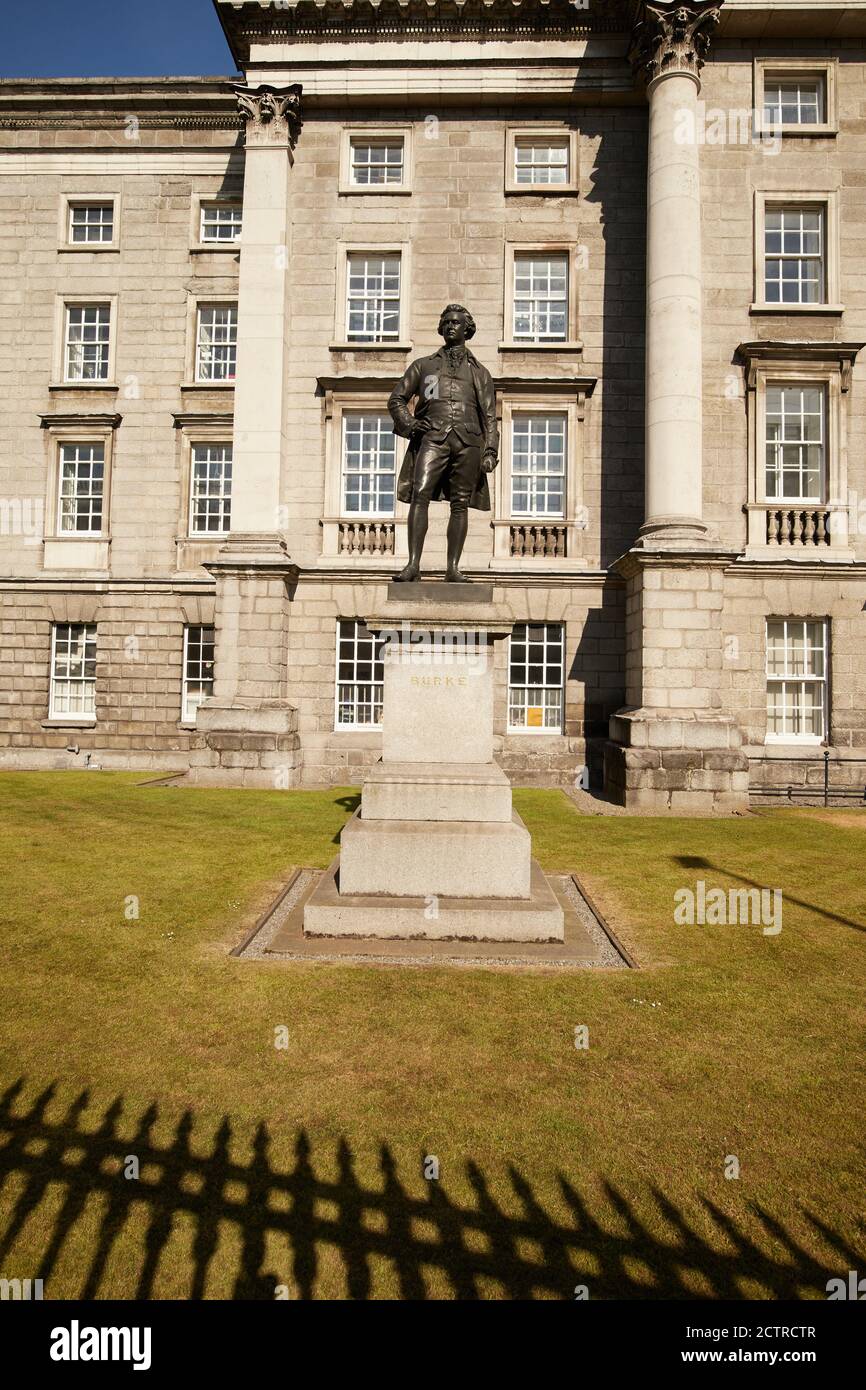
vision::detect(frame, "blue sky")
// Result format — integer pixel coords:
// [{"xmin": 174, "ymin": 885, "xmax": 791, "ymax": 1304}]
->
[{"xmin": 1, "ymin": 0, "xmax": 237, "ymax": 79}]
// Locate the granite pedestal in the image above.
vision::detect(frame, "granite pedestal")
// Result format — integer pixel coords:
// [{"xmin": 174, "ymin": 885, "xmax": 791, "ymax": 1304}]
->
[{"xmin": 303, "ymin": 588, "xmax": 564, "ymax": 942}]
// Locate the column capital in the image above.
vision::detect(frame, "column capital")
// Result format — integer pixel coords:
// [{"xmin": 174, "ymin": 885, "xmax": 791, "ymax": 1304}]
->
[
  {"xmin": 629, "ymin": 2, "xmax": 722, "ymax": 89},
  {"xmin": 234, "ymin": 83, "xmax": 303, "ymax": 149}
]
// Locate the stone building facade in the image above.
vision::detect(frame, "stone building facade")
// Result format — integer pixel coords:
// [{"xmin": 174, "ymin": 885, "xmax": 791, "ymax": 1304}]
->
[{"xmin": 0, "ymin": 0, "xmax": 864, "ymax": 808}]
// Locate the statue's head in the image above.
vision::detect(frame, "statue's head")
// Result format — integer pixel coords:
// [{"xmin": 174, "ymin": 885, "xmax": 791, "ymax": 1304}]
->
[{"xmin": 438, "ymin": 304, "xmax": 476, "ymax": 345}]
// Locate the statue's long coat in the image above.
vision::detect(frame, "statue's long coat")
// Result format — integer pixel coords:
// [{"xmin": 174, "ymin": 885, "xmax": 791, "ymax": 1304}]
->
[{"xmin": 387, "ymin": 347, "xmax": 499, "ymax": 511}]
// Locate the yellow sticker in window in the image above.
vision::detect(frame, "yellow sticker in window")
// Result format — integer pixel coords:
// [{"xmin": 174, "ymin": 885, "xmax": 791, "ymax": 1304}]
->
[{"xmin": 527, "ymin": 707, "xmax": 544, "ymax": 727}]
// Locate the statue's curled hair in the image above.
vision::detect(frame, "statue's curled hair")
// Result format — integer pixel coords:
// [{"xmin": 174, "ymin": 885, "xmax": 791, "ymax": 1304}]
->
[{"xmin": 438, "ymin": 303, "xmax": 476, "ymax": 340}]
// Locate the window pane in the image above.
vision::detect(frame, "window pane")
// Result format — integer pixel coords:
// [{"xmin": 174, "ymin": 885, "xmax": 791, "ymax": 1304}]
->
[
  {"xmin": 342, "ymin": 413, "xmax": 397, "ymax": 515},
  {"xmin": 58, "ymin": 442, "xmax": 105, "ymax": 533},
  {"xmin": 335, "ymin": 619, "xmax": 385, "ymax": 727},
  {"xmin": 196, "ymin": 305, "xmax": 237, "ymax": 381},
  {"xmin": 65, "ymin": 305, "xmax": 110, "ymax": 381},
  {"xmin": 200, "ymin": 204, "xmax": 242, "ymax": 242},
  {"xmin": 346, "ymin": 253, "xmax": 401, "ymax": 342},
  {"xmin": 508, "ymin": 623, "xmax": 564, "ymax": 730},
  {"xmin": 764, "ymin": 385, "xmax": 824, "ymax": 502},
  {"xmin": 513, "ymin": 253, "xmax": 568, "ymax": 342},
  {"xmin": 350, "ymin": 139, "xmax": 404, "ymax": 186},
  {"xmin": 764, "ymin": 205, "xmax": 825, "ymax": 306},
  {"xmin": 765, "ymin": 619, "xmax": 827, "ymax": 740},
  {"xmin": 514, "ymin": 139, "xmax": 569, "ymax": 186},
  {"xmin": 183, "ymin": 624, "xmax": 216, "ymax": 722},
  {"xmin": 69, "ymin": 203, "xmax": 114, "ymax": 244},
  {"xmin": 190, "ymin": 444, "xmax": 232, "ymax": 533},
  {"xmin": 511, "ymin": 413, "xmax": 567, "ymax": 518},
  {"xmin": 51, "ymin": 623, "xmax": 97, "ymax": 717}
]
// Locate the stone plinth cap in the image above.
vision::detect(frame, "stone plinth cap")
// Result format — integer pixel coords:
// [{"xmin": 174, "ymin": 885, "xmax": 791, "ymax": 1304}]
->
[
  {"xmin": 365, "ymin": 606, "xmax": 514, "ymax": 639},
  {"xmin": 196, "ymin": 701, "xmax": 298, "ymax": 735}
]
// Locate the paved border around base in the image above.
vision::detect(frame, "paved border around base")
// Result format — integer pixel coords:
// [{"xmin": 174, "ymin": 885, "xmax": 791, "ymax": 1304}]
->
[{"xmin": 233, "ymin": 869, "xmax": 630, "ymax": 969}]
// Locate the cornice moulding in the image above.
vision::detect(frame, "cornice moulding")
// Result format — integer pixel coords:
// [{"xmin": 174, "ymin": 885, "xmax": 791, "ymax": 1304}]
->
[
  {"xmin": 736, "ymin": 339, "xmax": 865, "ymax": 390},
  {"xmin": 215, "ymin": 0, "xmax": 636, "ymax": 60}
]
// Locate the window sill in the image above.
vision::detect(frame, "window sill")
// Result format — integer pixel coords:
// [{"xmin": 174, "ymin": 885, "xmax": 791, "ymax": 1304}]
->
[
  {"xmin": 189, "ymin": 244, "xmax": 241, "ymax": 254},
  {"xmin": 498, "ymin": 341, "xmax": 583, "ymax": 352},
  {"xmin": 181, "ymin": 381, "xmax": 236, "ymax": 391},
  {"xmin": 749, "ymin": 303, "xmax": 845, "ymax": 316},
  {"xmin": 329, "ymin": 342, "xmax": 412, "ymax": 353},
  {"xmin": 505, "ymin": 727, "xmax": 566, "ymax": 738},
  {"xmin": 58, "ymin": 244, "xmax": 120, "ymax": 253},
  {"xmin": 504, "ymin": 186, "xmax": 579, "ymax": 197},
  {"xmin": 337, "ymin": 186, "xmax": 412, "ymax": 197},
  {"xmin": 754, "ymin": 125, "xmax": 838, "ymax": 139},
  {"xmin": 49, "ymin": 382, "xmax": 117, "ymax": 392},
  {"xmin": 42, "ymin": 718, "xmax": 97, "ymax": 729},
  {"xmin": 44, "ymin": 532, "xmax": 110, "ymax": 542},
  {"xmin": 763, "ymin": 737, "xmax": 825, "ymax": 748}
]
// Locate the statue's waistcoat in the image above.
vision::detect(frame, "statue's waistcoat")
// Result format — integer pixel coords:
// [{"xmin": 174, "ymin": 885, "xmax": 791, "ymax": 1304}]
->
[{"xmin": 421, "ymin": 352, "xmax": 482, "ymax": 441}]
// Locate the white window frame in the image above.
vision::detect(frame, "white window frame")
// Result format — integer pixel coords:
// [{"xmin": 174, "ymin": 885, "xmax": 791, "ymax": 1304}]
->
[
  {"xmin": 340, "ymin": 412, "xmax": 398, "ymax": 518},
  {"xmin": 752, "ymin": 191, "xmax": 841, "ymax": 314},
  {"xmin": 507, "ymin": 623, "xmax": 566, "ymax": 735},
  {"xmin": 763, "ymin": 383, "xmax": 825, "ymax": 505},
  {"xmin": 741, "ymin": 347, "xmax": 855, "ymax": 557},
  {"xmin": 58, "ymin": 300, "xmax": 115, "ymax": 384},
  {"xmin": 502, "ymin": 244, "xmax": 581, "ymax": 350},
  {"xmin": 339, "ymin": 127, "xmax": 413, "ymax": 194},
  {"xmin": 198, "ymin": 200, "xmax": 243, "ymax": 246},
  {"xmin": 57, "ymin": 440, "xmax": 106, "ymax": 535},
  {"xmin": 765, "ymin": 618, "xmax": 828, "ymax": 745},
  {"xmin": 491, "ymin": 387, "xmax": 592, "ymax": 569},
  {"xmin": 49, "ymin": 622, "xmax": 97, "ymax": 721},
  {"xmin": 182, "ymin": 623, "xmax": 216, "ymax": 724},
  {"xmin": 763, "ymin": 204, "xmax": 825, "ymax": 308},
  {"xmin": 334, "ymin": 618, "xmax": 385, "ymax": 731},
  {"xmin": 505, "ymin": 127, "xmax": 578, "ymax": 194},
  {"xmin": 59, "ymin": 193, "xmax": 120, "ymax": 251},
  {"xmin": 343, "ymin": 250, "xmax": 403, "ymax": 346},
  {"xmin": 332, "ymin": 243, "xmax": 411, "ymax": 350},
  {"xmin": 188, "ymin": 442, "xmax": 233, "ymax": 536},
  {"xmin": 754, "ymin": 59, "xmax": 838, "ymax": 138},
  {"xmin": 194, "ymin": 301, "xmax": 238, "ymax": 383},
  {"xmin": 319, "ymin": 387, "xmax": 409, "ymax": 561},
  {"xmin": 509, "ymin": 411, "xmax": 568, "ymax": 520}
]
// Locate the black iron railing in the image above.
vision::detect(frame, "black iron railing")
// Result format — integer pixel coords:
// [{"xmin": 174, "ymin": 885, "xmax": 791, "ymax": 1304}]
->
[{"xmin": 749, "ymin": 750, "xmax": 866, "ymax": 807}]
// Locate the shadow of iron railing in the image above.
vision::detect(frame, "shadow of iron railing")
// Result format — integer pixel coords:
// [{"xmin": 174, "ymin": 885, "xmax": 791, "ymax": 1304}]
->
[{"xmin": 0, "ymin": 1078, "xmax": 855, "ymax": 1300}]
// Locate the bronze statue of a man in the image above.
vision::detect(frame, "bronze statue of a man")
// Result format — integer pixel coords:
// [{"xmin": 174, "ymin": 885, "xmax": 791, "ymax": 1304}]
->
[{"xmin": 388, "ymin": 304, "xmax": 498, "ymax": 583}]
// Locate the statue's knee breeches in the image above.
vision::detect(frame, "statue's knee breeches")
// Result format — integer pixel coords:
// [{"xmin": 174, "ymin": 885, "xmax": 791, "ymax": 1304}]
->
[{"xmin": 412, "ymin": 437, "xmax": 451, "ymax": 502}]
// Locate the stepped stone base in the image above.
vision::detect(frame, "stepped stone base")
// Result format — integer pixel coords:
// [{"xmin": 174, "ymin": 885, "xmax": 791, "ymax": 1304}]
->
[
  {"xmin": 339, "ymin": 807, "xmax": 532, "ymax": 898},
  {"xmin": 304, "ymin": 857, "xmax": 565, "ymax": 942},
  {"xmin": 360, "ymin": 761, "xmax": 512, "ymax": 822}
]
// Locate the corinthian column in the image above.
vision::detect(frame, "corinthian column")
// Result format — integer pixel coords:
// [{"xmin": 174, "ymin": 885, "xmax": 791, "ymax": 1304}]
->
[
  {"xmin": 230, "ymin": 83, "xmax": 302, "ymax": 538},
  {"xmin": 630, "ymin": 2, "xmax": 721, "ymax": 547},
  {"xmin": 195, "ymin": 86, "xmax": 303, "ymax": 788}
]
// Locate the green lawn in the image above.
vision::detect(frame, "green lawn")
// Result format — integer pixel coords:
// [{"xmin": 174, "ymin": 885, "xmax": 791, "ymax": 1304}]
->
[{"xmin": 0, "ymin": 772, "xmax": 863, "ymax": 1299}]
